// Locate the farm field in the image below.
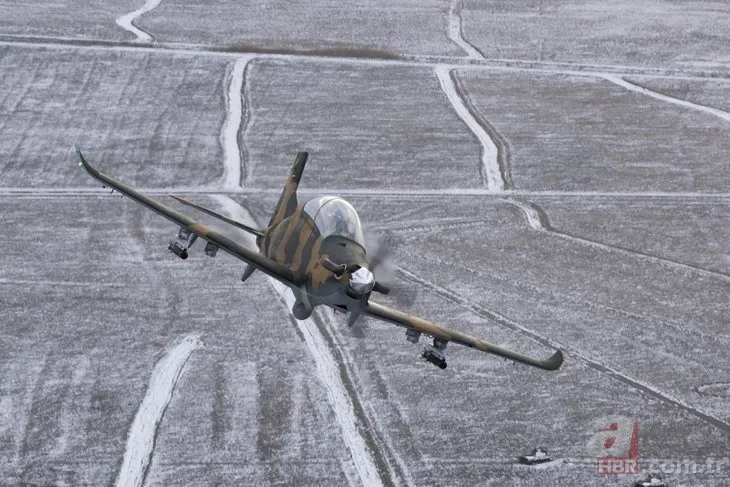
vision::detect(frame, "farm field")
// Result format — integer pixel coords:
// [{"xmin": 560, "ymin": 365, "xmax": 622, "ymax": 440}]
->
[
  {"xmin": 461, "ymin": 0, "xmax": 730, "ymax": 71},
  {"xmin": 455, "ymin": 70, "xmax": 730, "ymax": 193}
]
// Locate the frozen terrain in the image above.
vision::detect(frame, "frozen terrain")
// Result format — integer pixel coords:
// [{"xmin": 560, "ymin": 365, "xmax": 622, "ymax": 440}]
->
[
  {"xmin": 1, "ymin": 2, "xmax": 729, "ymax": 486},
  {"xmin": 461, "ymin": 0, "xmax": 730, "ymax": 72}
]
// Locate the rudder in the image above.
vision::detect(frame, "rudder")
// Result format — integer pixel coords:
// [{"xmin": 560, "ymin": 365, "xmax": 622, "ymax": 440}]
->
[{"xmin": 268, "ymin": 151, "xmax": 308, "ymax": 228}]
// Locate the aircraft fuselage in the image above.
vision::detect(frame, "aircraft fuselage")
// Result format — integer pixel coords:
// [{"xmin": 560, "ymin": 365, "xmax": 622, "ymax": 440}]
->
[{"xmin": 261, "ymin": 197, "xmax": 373, "ymax": 318}]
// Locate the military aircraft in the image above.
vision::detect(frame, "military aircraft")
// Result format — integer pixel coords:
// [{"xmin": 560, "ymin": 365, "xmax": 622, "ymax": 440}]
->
[{"xmin": 76, "ymin": 147, "xmax": 563, "ymax": 371}]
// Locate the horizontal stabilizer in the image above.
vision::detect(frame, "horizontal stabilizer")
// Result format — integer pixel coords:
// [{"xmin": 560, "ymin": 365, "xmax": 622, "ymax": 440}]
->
[{"xmin": 169, "ymin": 195, "xmax": 265, "ymax": 237}]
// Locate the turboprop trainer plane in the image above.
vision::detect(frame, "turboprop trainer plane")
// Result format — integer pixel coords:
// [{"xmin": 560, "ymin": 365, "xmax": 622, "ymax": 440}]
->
[{"xmin": 76, "ymin": 147, "xmax": 563, "ymax": 371}]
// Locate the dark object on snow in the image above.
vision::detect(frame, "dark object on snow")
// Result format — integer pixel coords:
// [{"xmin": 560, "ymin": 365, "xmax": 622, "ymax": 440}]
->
[
  {"xmin": 634, "ymin": 476, "xmax": 667, "ymax": 487},
  {"xmin": 518, "ymin": 447, "xmax": 553, "ymax": 465}
]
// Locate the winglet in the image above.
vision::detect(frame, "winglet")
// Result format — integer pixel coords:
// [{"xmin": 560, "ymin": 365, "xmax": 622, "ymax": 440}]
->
[
  {"xmin": 488, "ymin": 344, "xmax": 564, "ymax": 371},
  {"xmin": 541, "ymin": 349, "xmax": 564, "ymax": 371},
  {"xmin": 76, "ymin": 145, "xmax": 104, "ymax": 182},
  {"xmin": 75, "ymin": 144, "xmax": 89, "ymax": 170}
]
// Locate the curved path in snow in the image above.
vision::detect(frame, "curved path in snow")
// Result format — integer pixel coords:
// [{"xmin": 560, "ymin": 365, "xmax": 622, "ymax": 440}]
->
[
  {"xmin": 212, "ymin": 196, "xmax": 388, "ymax": 487},
  {"xmin": 447, "ymin": 0, "xmax": 484, "ymax": 59},
  {"xmin": 504, "ymin": 198, "xmax": 730, "ymax": 283},
  {"xmin": 221, "ymin": 56, "xmax": 254, "ymax": 190},
  {"xmin": 435, "ymin": 66, "xmax": 504, "ymax": 191},
  {"xmin": 116, "ymin": 335, "xmax": 202, "ymax": 487},
  {"xmin": 116, "ymin": 0, "xmax": 162, "ymax": 43},
  {"xmin": 603, "ymin": 75, "xmax": 730, "ymax": 123}
]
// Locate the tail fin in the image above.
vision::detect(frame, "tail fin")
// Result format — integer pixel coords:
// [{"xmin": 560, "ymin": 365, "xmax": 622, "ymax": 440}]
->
[{"xmin": 268, "ymin": 151, "xmax": 308, "ymax": 228}]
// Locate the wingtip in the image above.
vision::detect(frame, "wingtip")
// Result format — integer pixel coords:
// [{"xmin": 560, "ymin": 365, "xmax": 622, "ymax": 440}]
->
[
  {"xmin": 75, "ymin": 146, "xmax": 103, "ymax": 180},
  {"xmin": 74, "ymin": 144, "xmax": 87, "ymax": 167},
  {"xmin": 544, "ymin": 349, "xmax": 564, "ymax": 371}
]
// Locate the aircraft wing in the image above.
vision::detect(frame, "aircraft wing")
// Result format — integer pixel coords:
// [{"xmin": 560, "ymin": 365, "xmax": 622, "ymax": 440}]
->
[
  {"xmin": 75, "ymin": 147, "xmax": 297, "ymax": 286},
  {"xmin": 363, "ymin": 300, "xmax": 563, "ymax": 370}
]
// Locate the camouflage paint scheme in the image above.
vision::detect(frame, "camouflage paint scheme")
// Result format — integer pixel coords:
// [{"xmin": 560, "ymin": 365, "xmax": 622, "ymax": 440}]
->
[{"xmin": 77, "ymin": 147, "xmax": 563, "ymax": 371}]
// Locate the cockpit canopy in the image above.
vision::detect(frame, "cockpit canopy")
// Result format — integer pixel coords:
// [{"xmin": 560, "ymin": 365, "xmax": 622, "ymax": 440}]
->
[{"xmin": 302, "ymin": 196, "xmax": 364, "ymax": 245}]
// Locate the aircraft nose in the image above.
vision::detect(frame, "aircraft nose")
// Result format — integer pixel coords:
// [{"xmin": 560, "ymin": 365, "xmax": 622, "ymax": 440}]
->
[{"xmin": 349, "ymin": 267, "xmax": 375, "ymax": 294}]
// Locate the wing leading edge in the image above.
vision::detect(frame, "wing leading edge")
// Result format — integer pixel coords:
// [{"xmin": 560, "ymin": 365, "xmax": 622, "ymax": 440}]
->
[
  {"xmin": 75, "ymin": 146, "xmax": 296, "ymax": 286},
  {"xmin": 363, "ymin": 301, "xmax": 564, "ymax": 370}
]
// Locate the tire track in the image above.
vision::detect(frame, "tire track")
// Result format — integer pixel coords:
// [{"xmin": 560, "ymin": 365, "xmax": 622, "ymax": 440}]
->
[
  {"xmin": 450, "ymin": 69, "xmax": 513, "ymax": 188},
  {"xmin": 447, "ymin": 0, "xmax": 484, "ymax": 59},
  {"xmin": 7, "ymin": 59, "xmax": 43, "ymax": 113},
  {"xmin": 376, "ymin": 214, "xmax": 727, "ymax": 344},
  {"xmin": 377, "ymin": 203, "xmax": 440, "ymax": 226},
  {"xmin": 213, "ymin": 196, "xmax": 390, "ymax": 487},
  {"xmin": 502, "ymin": 198, "xmax": 552, "ymax": 231},
  {"xmin": 498, "ymin": 265, "xmax": 730, "ymax": 348},
  {"xmin": 51, "ymin": 356, "xmax": 90, "ymax": 458},
  {"xmin": 369, "ymin": 216, "xmax": 495, "ymax": 235},
  {"xmin": 213, "ymin": 68, "xmax": 395, "ymax": 483},
  {"xmin": 395, "ymin": 266, "xmax": 730, "ymax": 436},
  {"xmin": 603, "ymin": 75, "xmax": 730, "ymax": 123},
  {"xmin": 116, "ymin": 335, "xmax": 202, "ymax": 487},
  {"xmin": 5, "ymin": 352, "xmax": 47, "ymax": 478},
  {"xmin": 312, "ymin": 306, "xmax": 416, "ymax": 487},
  {"xmin": 220, "ymin": 56, "xmax": 254, "ymax": 190},
  {"xmin": 403, "ymin": 72, "xmax": 730, "ymax": 285},
  {"xmin": 115, "ymin": 0, "xmax": 162, "ymax": 43},
  {"xmin": 0, "ymin": 278, "xmax": 124, "ymax": 287},
  {"xmin": 504, "ymin": 199, "xmax": 730, "ymax": 284},
  {"xmin": 435, "ymin": 65, "xmax": 504, "ymax": 191}
]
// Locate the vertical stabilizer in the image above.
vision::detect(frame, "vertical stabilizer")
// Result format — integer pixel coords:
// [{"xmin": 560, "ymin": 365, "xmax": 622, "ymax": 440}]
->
[{"xmin": 268, "ymin": 151, "xmax": 308, "ymax": 228}]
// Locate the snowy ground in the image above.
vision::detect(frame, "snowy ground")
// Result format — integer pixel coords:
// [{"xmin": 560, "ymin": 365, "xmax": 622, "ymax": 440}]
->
[
  {"xmin": 461, "ymin": 0, "xmax": 730, "ymax": 72},
  {"xmin": 1, "ymin": 2, "xmax": 729, "ymax": 486}
]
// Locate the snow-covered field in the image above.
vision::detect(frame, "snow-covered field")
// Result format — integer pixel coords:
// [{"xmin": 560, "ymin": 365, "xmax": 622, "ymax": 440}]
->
[
  {"xmin": 461, "ymin": 0, "xmax": 730, "ymax": 72},
  {"xmin": 1, "ymin": 2, "xmax": 729, "ymax": 486}
]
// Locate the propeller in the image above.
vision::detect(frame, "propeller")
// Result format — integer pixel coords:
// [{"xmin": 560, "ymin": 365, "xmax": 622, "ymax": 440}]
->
[
  {"xmin": 346, "ymin": 232, "xmax": 396, "ymax": 328},
  {"xmin": 347, "ymin": 267, "xmax": 373, "ymax": 327},
  {"xmin": 364, "ymin": 233, "xmax": 421, "ymax": 311},
  {"xmin": 364, "ymin": 232, "xmax": 396, "ymax": 293}
]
